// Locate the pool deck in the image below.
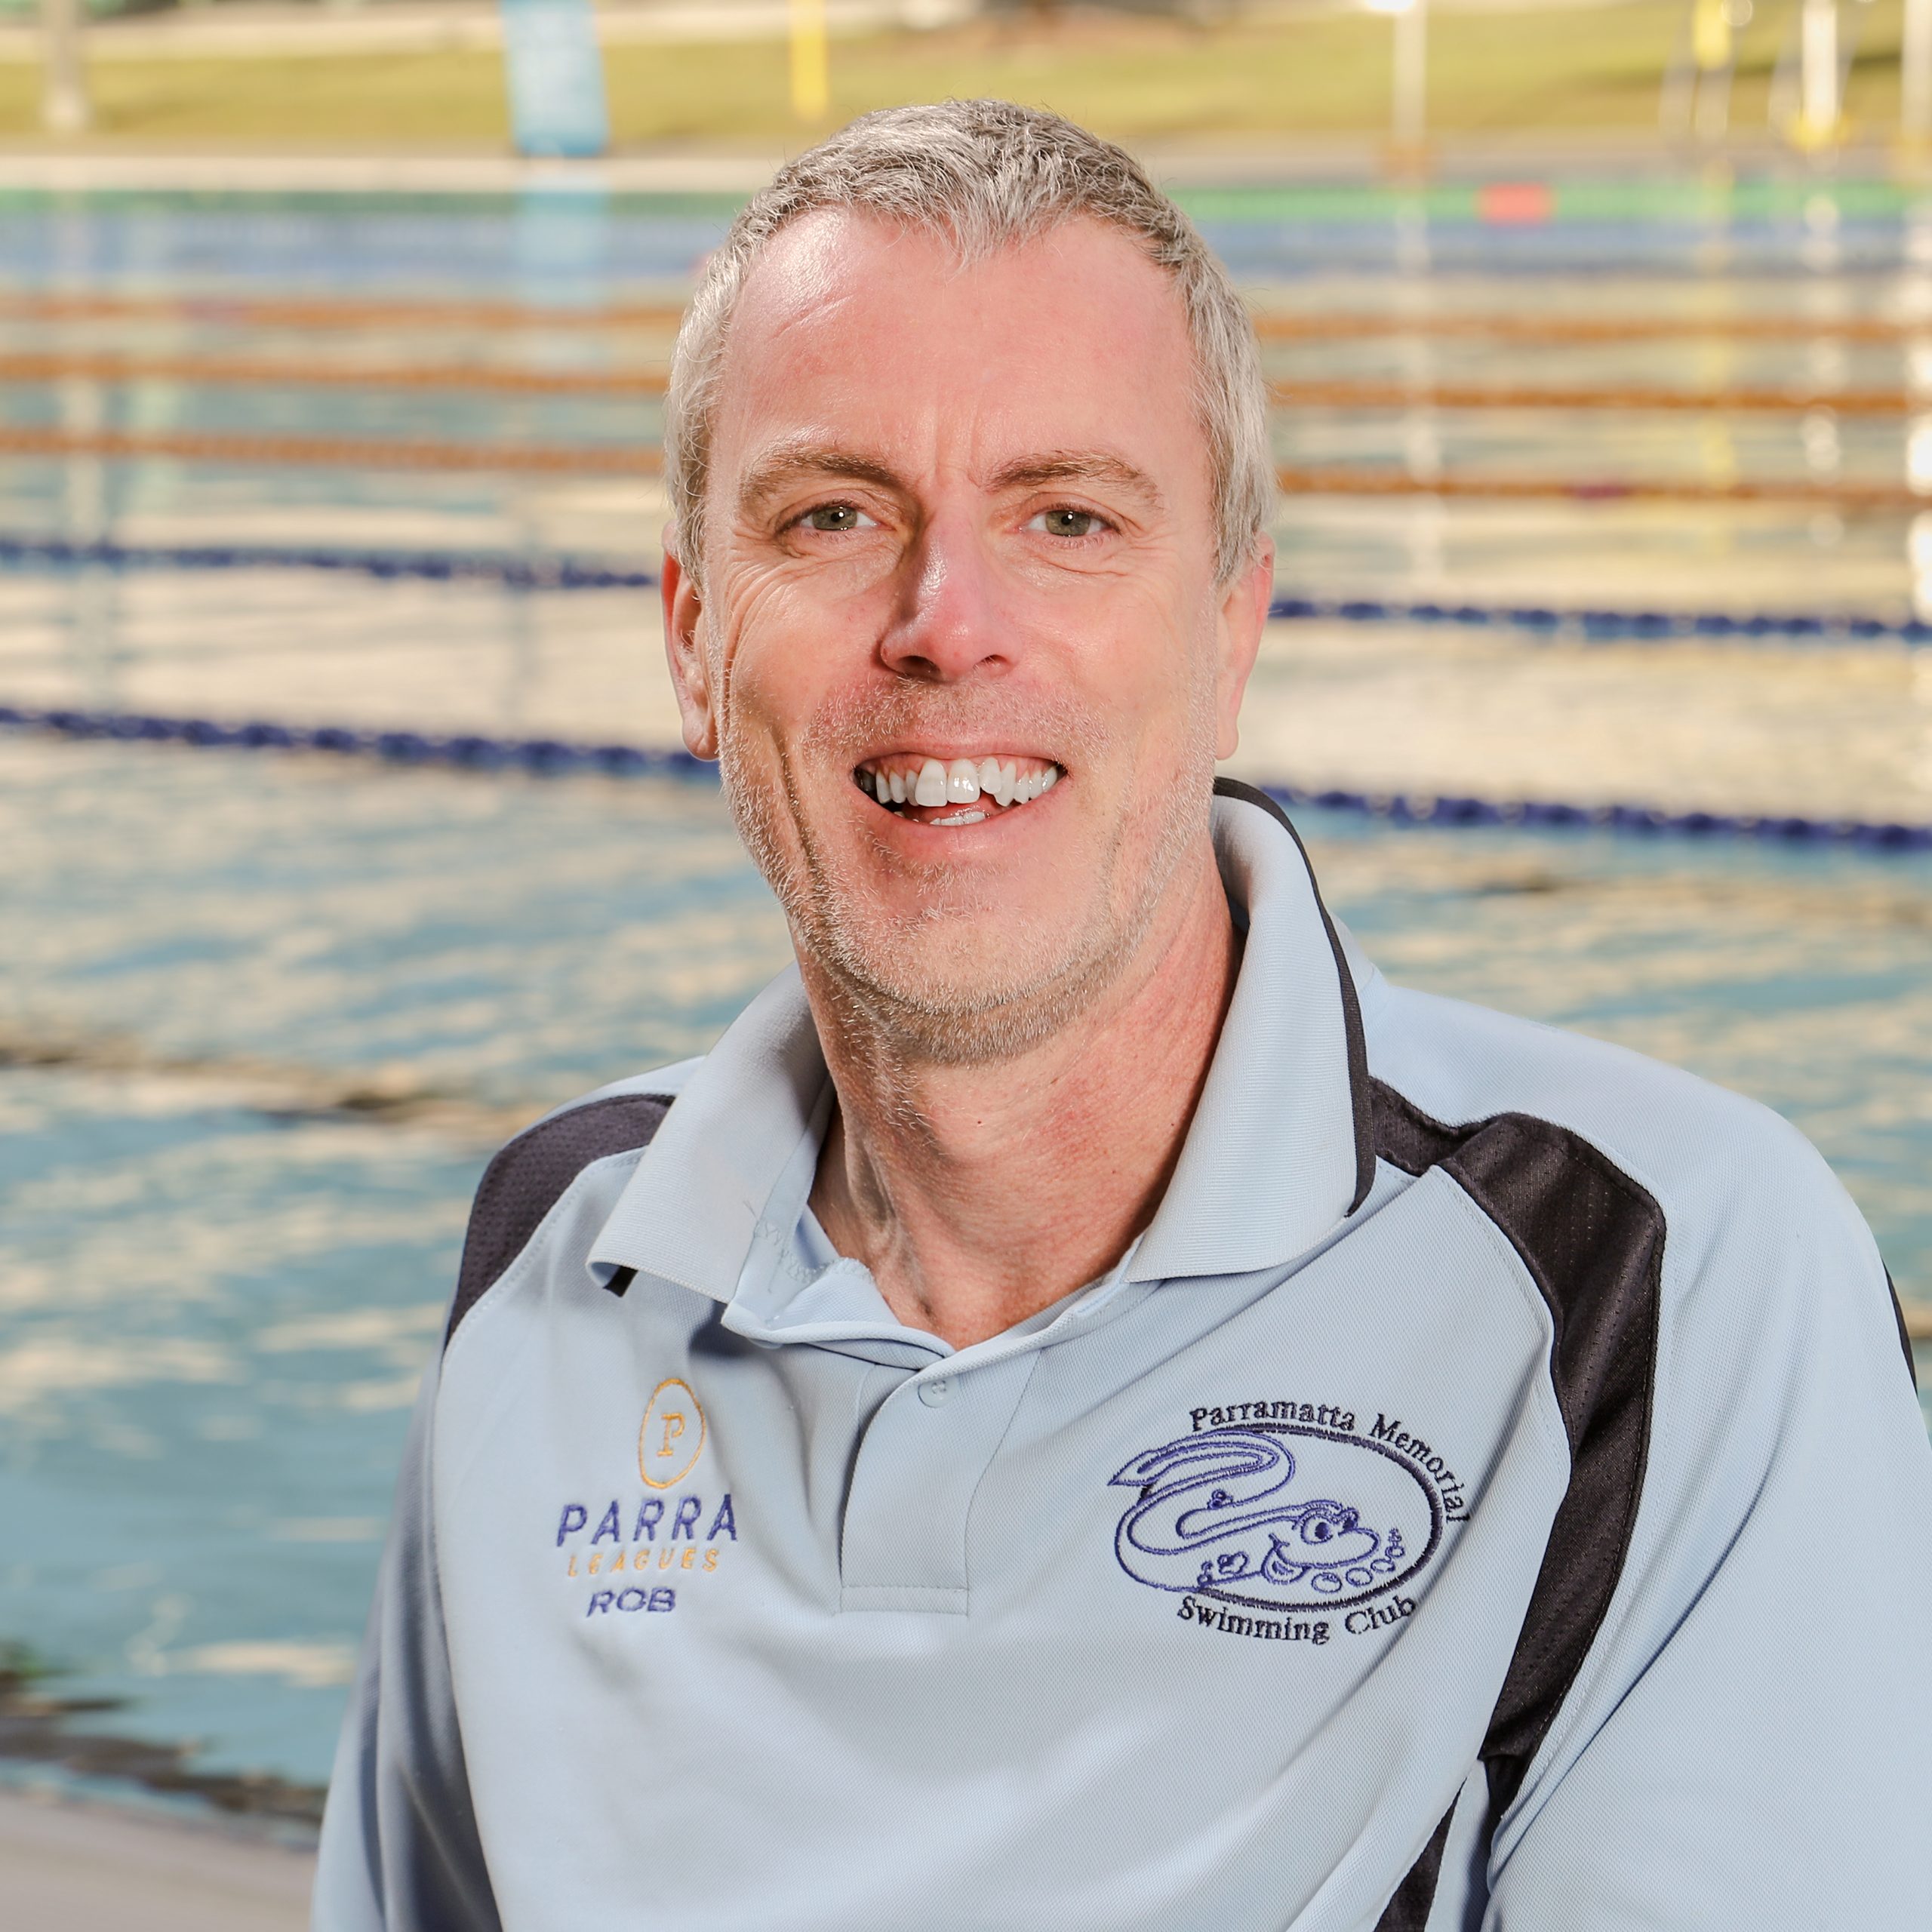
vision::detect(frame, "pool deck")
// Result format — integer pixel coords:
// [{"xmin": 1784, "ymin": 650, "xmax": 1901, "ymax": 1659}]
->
[{"xmin": 0, "ymin": 1788, "xmax": 315, "ymax": 1931}]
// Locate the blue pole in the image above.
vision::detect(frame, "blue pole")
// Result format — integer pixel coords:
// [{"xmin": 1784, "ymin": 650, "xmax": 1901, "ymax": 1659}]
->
[{"xmin": 500, "ymin": 0, "xmax": 610, "ymax": 160}]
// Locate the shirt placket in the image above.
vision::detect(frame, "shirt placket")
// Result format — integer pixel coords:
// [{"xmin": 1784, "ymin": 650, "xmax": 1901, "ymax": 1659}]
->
[{"xmin": 838, "ymin": 1348, "xmax": 1041, "ymax": 1615}]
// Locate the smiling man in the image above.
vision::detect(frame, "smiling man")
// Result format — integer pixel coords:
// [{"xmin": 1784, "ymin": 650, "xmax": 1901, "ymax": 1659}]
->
[{"xmin": 315, "ymin": 103, "xmax": 1932, "ymax": 1932}]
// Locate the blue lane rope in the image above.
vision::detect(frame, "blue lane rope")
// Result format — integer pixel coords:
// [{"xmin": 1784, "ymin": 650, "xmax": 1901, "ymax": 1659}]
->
[
  {"xmin": 1265, "ymin": 593, "xmax": 1932, "ymax": 647},
  {"xmin": 5, "ymin": 534, "xmax": 1927, "ymax": 647},
  {"xmin": 0, "ymin": 705, "xmax": 707, "ymax": 780},
  {"xmin": 5, "ymin": 703, "xmax": 1927, "ymax": 855},
  {"xmin": 0, "ymin": 535, "xmax": 658, "ymax": 593}
]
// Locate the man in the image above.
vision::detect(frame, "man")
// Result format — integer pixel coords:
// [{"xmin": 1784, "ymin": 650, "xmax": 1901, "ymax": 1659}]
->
[{"xmin": 315, "ymin": 102, "xmax": 1932, "ymax": 1930}]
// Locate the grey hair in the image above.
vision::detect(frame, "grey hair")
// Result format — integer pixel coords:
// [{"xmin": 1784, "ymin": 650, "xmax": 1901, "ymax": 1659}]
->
[{"xmin": 663, "ymin": 98, "xmax": 1274, "ymax": 589}]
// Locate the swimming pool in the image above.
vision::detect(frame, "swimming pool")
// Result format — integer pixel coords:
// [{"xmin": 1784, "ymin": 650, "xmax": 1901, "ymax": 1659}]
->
[{"xmin": 1, "ymin": 179, "xmax": 1927, "ymax": 1810}]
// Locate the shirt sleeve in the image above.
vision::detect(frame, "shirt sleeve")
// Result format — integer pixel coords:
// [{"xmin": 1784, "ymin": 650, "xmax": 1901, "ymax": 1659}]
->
[
  {"xmin": 312, "ymin": 1345, "xmax": 502, "ymax": 1932},
  {"xmin": 1479, "ymin": 1134, "xmax": 1932, "ymax": 1929}
]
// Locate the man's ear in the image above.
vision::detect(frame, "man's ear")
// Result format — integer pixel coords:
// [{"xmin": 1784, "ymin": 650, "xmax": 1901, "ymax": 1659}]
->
[
  {"xmin": 661, "ymin": 526, "xmax": 719, "ymax": 761},
  {"xmin": 1213, "ymin": 536, "xmax": 1272, "ymax": 761}
]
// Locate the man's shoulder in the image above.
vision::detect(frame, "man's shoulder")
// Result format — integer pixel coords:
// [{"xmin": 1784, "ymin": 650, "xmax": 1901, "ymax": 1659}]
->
[
  {"xmin": 1360, "ymin": 977, "xmax": 1918, "ymax": 1572},
  {"xmin": 444, "ymin": 1059, "xmax": 704, "ymax": 1345},
  {"xmin": 534, "ymin": 1059, "xmax": 708, "ymax": 1121},
  {"xmin": 475, "ymin": 1060, "xmax": 705, "ymax": 1225},
  {"xmin": 1362, "ymin": 975, "xmax": 1874, "ymax": 1294}
]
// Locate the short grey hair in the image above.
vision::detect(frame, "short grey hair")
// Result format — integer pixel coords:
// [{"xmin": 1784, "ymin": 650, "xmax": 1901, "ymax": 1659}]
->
[{"xmin": 664, "ymin": 98, "xmax": 1274, "ymax": 589}]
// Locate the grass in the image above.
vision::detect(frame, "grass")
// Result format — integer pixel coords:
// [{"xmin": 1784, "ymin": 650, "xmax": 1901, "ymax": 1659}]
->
[{"xmin": 0, "ymin": 2, "xmax": 1912, "ymax": 151}]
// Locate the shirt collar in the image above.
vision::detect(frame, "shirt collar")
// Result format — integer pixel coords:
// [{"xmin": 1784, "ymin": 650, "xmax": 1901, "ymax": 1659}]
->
[
  {"xmin": 587, "ymin": 961, "xmax": 829, "ymax": 1303},
  {"xmin": 1126, "ymin": 779, "xmax": 1374, "ymax": 1282},
  {"xmin": 588, "ymin": 782, "xmax": 1374, "ymax": 1304}
]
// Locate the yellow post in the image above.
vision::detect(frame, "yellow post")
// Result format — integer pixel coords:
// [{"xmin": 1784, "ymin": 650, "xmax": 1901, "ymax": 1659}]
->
[
  {"xmin": 790, "ymin": 0, "xmax": 829, "ymax": 124},
  {"xmin": 1691, "ymin": 0, "xmax": 1731, "ymax": 74}
]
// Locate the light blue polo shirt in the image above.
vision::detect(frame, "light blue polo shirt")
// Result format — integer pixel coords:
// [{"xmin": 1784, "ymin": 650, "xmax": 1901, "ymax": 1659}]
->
[{"xmin": 315, "ymin": 783, "xmax": 1932, "ymax": 1932}]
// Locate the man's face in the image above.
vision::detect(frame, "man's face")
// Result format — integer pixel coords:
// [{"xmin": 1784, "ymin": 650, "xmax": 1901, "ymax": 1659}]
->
[{"xmin": 664, "ymin": 211, "xmax": 1269, "ymax": 1062}]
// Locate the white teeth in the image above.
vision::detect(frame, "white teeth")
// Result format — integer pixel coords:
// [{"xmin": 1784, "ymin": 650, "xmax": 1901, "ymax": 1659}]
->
[{"xmin": 860, "ymin": 758, "xmax": 1060, "ymax": 814}]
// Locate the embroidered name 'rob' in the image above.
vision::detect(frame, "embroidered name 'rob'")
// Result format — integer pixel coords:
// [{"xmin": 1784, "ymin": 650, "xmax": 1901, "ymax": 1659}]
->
[{"xmin": 1110, "ymin": 1421, "xmax": 1444, "ymax": 1614}]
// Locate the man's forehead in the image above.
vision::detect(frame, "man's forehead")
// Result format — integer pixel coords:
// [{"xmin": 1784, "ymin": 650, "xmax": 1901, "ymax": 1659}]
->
[
  {"xmin": 713, "ymin": 208, "xmax": 1205, "ymax": 486},
  {"xmin": 731, "ymin": 207, "xmax": 873, "ymax": 332},
  {"xmin": 730, "ymin": 205, "xmax": 1185, "ymax": 339}
]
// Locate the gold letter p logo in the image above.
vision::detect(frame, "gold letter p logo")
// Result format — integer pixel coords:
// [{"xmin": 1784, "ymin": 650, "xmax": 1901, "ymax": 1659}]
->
[{"xmin": 639, "ymin": 1379, "xmax": 706, "ymax": 1489}]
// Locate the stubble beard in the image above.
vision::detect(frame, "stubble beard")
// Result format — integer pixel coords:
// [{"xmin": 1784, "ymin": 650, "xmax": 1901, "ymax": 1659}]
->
[{"xmin": 719, "ymin": 681, "xmax": 1219, "ymax": 1070}]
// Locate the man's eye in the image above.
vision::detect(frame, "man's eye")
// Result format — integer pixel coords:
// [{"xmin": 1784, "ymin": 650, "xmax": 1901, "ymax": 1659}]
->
[
  {"xmin": 1030, "ymin": 507, "xmax": 1104, "ymax": 539},
  {"xmin": 801, "ymin": 503, "xmax": 874, "ymax": 533}
]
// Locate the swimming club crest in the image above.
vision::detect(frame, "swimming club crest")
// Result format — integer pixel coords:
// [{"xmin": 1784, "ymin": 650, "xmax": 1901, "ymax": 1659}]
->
[{"xmin": 1109, "ymin": 1422, "xmax": 1443, "ymax": 1614}]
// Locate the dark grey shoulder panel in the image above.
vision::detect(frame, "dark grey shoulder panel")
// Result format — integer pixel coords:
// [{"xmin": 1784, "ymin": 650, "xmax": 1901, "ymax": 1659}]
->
[
  {"xmin": 1371, "ymin": 1802, "xmax": 1455, "ymax": 1932},
  {"xmin": 1885, "ymin": 1270, "xmax": 1918, "ymax": 1389},
  {"xmin": 1371, "ymin": 1077, "xmax": 1663, "ymax": 1820},
  {"xmin": 1211, "ymin": 777, "xmax": 1375, "ymax": 1212},
  {"xmin": 445, "ymin": 1093, "xmax": 672, "ymax": 1346}
]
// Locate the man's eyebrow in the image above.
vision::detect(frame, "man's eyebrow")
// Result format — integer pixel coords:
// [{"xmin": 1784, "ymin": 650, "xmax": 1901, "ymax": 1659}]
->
[
  {"xmin": 736, "ymin": 445, "xmax": 906, "ymax": 520},
  {"xmin": 989, "ymin": 452, "xmax": 1167, "ymax": 509},
  {"xmin": 733, "ymin": 445, "xmax": 1168, "ymax": 519}
]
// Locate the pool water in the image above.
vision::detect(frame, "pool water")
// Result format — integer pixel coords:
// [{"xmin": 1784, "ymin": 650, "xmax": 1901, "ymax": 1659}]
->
[{"xmin": 0, "ymin": 180, "xmax": 1927, "ymax": 1802}]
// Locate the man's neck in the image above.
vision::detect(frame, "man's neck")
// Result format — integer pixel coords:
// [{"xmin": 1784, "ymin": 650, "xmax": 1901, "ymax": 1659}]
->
[{"xmin": 804, "ymin": 844, "xmax": 1239, "ymax": 1349}]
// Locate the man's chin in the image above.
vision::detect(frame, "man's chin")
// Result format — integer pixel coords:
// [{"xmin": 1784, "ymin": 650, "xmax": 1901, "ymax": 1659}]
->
[{"xmin": 803, "ymin": 918, "xmax": 1127, "ymax": 1068}]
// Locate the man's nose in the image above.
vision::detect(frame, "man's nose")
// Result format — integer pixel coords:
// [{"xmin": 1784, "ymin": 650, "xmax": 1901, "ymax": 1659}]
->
[{"xmin": 876, "ymin": 515, "xmax": 1012, "ymax": 684}]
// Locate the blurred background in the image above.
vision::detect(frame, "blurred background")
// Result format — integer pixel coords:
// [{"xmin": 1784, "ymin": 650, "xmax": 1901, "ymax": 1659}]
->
[{"xmin": 0, "ymin": 0, "xmax": 1928, "ymax": 1916}]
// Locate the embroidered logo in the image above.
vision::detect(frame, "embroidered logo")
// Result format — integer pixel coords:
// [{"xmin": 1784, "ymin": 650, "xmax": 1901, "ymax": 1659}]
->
[
  {"xmin": 552, "ymin": 1375, "xmax": 738, "ymax": 1618},
  {"xmin": 1109, "ymin": 1420, "xmax": 1444, "ymax": 1619},
  {"xmin": 639, "ymin": 1377, "xmax": 706, "ymax": 1489}
]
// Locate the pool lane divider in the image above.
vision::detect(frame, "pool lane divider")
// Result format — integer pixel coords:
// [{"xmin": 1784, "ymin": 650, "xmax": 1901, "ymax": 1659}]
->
[
  {"xmin": 0, "ymin": 349, "xmax": 675, "ymax": 397},
  {"xmin": 0, "ymin": 425, "xmax": 660, "ymax": 475},
  {"xmin": 0, "ymin": 704, "xmax": 708, "ymax": 780},
  {"xmin": 1264, "ymin": 593, "xmax": 1932, "ymax": 646},
  {"xmin": 7, "ymin": 288, "xmax": 1932, "ymax": 348},
  {"xmin": 0, "ymin": 535, "xmax": 657, "ymax": 591},
  {"xmin": 4, "ymin": 432, "xmax": 1927, "ymax": 507},
  {"xmin": 5, "ymin": 704, "xmax": 1927, "ymax": 856},
  {"xmin": 1267, "ymin": 468, "xmax": 1932, "ymax": 509},
  {"xmin": 2, "ymin": 354, "xmax": 1912, "ymax": 416},
  {"xmin": 1269, "ymin": 379, "xmax": 1921, "ymax": 416},
  {"xmin": 6, "ymin": 537, "xmax": 1930, "ymax": 647}
]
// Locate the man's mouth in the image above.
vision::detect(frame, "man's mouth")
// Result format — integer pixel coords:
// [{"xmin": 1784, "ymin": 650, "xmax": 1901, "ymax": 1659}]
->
[{"xmin": 851, "ymin": 755, "xmax": 1063, "ymax": 829}]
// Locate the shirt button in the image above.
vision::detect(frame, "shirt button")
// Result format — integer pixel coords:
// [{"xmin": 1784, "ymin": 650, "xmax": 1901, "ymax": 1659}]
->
[{"xmin": 918, "ymin": 1376, "xmax": 952, "ymax": 1407}]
